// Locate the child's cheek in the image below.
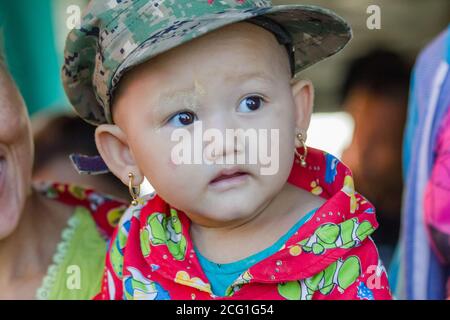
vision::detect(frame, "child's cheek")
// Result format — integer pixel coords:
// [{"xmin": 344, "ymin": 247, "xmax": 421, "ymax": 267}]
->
[
  {"xmin": 167, "ymin": 158, "xmax": 176, "ymax": 170},
  {"xmin": 167, "ymin": 154, "xmax": 181, "ymax": 170}
]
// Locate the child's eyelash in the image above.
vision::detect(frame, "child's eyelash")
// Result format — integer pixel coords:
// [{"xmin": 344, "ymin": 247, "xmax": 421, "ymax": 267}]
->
[
  {"xmin": 162, "ymin": 93, "xmax": 269, "ymax": 123},
  {"xmin": 163, "ymin": 108, "xmax": 197, "ymax": 123},
  {"xmin": 242, "ymin": 93, "xmax": 270, "ymax": 103}
]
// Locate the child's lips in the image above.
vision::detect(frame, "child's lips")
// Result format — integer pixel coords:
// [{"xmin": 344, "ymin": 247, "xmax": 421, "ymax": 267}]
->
[
  {"xmin": 209, "ymin": 167, "xmax": 250, "ymax": 191},
  {"xmin": 210, "ymin": 172, "xmax": 247, "ymax": 183}
]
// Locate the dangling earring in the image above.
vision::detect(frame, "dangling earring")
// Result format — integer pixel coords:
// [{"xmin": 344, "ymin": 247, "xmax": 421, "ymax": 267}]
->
[
  {"xmin": 128, "ymin": 172, "xmax": 141, "ymax": 206},
  {"xmin": 294, "ymin": 132, "xmax": 308, "ymax": 167}
]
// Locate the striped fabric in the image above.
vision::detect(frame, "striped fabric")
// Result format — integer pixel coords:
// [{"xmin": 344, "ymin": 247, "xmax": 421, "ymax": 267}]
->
[{"xmin": 395, "ymin": 25, "xmax": 450, "ymax": 300}]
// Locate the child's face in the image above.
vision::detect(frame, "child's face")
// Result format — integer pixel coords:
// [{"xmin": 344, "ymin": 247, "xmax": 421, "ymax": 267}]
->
[{"xmin": 97, "ymin": 22, "xmax": 313, "ymax": 227}]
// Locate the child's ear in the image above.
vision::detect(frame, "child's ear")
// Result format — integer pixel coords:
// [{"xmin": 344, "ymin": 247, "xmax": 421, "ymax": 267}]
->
[
  {"xmin": 291, "ymin": 79, "xmax": 315, "ymax": 134},
  {"xmin": 95, "ymin": 124, "xmax": 144, "ymax": 186}
]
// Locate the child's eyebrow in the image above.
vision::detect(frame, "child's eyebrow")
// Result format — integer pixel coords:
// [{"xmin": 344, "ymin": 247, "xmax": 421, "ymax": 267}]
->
[
  {"xmin": 159, "ymin": 87, "xmax": 197, "ymax": 103},
  {"xmin": 154, "ymin": 86, "xmax": 201, "ymax": 119},
  {"xmin": 223, "ymin": 71, "xmax": 275, "ymax": 84},
  {"xmin": 159, "ymin": 71, "xmax": 272, "ymax": 100}
]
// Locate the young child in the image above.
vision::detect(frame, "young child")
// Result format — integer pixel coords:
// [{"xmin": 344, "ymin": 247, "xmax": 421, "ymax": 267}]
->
[{"xmin": 63, "ymin": 0, "xmax": 392, "ymax": 300}]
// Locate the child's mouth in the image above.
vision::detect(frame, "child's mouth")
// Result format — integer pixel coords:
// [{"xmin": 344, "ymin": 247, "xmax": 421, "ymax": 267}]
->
[{"xmin": 209, "ymin": 167, "xmax": 250, "ymax": 191}]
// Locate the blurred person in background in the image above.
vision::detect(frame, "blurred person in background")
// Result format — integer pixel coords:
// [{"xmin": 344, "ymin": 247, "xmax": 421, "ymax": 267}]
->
[
  {"xmin": 0, "ymin": 51, "xmax": 125, "ymax": 300},
  {"xmin": 32, "ymin": 113, "xmax": 128, "ymax": 201},
  {"xmin": 340, "ymin": 49, "xmax": 411, "ymax": 268},
  {"xmin": 393, "ymin": 26, "xmax": 450, "ymax": 300}
]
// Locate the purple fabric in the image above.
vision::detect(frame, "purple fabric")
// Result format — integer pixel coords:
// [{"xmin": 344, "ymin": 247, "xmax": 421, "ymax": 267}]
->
[
  {"xmin": 397, "ymin": 26, "xmax": 450, "ymax": 300},
  {"xmin": 70, "ymin": 153, "xmax": 110, "ymax": 175}
]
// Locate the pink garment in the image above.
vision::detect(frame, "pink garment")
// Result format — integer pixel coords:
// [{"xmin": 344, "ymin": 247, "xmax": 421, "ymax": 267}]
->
[{"xmin": 424, "ymin": 106, "xmax": 450, "ymax": 265}]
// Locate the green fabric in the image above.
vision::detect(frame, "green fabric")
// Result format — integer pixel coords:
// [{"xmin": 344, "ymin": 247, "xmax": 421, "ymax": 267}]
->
[
  {"xmin": 36, "ymin": 207, "xmax": 107, "ymax": 300},
  {"xmin": 0, "ymin": 0, "xmax": 69, "ymax": 115},
  {"xmin": 195, "ymin": 208, "xmax": 317, "ymax": 297}
]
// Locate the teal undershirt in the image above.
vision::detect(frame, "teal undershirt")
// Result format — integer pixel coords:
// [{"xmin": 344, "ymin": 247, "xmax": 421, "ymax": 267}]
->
[{"xmin": 194, "ymin": 208, "xmax": 318, "ymax": 297}]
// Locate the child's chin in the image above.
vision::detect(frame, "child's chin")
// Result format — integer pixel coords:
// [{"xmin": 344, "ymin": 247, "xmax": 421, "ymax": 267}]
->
[{"xmin": 205, "ymin": 200, "xmax": 259, "ymax": 220}]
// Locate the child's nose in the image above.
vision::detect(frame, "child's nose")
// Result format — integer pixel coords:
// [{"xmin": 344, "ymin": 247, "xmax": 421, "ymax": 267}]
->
[{"xmin": 203, "ymin": 119, "xmax": 245, "ymax": 162}]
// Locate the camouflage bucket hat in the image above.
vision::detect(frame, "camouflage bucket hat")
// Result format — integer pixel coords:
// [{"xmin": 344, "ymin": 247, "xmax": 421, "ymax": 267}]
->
[{"xmin": 63, "ymin": 0, "xmax": 352, "ymax": 126}]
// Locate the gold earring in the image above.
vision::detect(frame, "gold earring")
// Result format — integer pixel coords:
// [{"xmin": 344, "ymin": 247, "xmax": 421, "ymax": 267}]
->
[
  {"xmin": 294, "ymin": 133, "xmax": 308, "ymax": 167},
  {"xmin": 128, "ymin": 172, "xmax": 141, "ymax": 206}
]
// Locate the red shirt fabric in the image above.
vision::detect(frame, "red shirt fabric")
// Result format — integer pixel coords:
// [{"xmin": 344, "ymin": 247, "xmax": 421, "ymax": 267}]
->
[{"xmin": 96, "ymin": 147, "xmax": 392, "ymax": 300}]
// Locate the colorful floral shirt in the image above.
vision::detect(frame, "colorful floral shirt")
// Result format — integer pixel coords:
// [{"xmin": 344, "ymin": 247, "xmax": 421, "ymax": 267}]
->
[
  {"xmin": 96, "ymin": 148, "xmax": 392, "ymax": 300},
  {"xmin": 33, "ymin": 182, "xmax": 127, "ymax": 300}
]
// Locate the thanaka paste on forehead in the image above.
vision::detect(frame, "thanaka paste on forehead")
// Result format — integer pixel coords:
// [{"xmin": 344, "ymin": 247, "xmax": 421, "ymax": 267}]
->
[
  {"xmin": 155, "ymin": 80, "xmax": 206, "ymax": 115},
  {"xmin": 151, "ymin": 79, "xmax": 206, "ymax": 133}
]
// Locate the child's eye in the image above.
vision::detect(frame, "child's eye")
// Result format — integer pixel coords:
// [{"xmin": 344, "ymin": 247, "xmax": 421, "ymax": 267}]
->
[
  {"xmin": 237, "ymin": 95, "xmax": 265, "ymax": 113},
  {"xmin": 167, "ymin": 111, "xmax": 198, "ymax": 127}
]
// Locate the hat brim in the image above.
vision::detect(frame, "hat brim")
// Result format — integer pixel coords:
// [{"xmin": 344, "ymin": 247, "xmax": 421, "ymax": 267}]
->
[
  {"xmin": 261, "ymin": 5, "xmax": 352, "ymax": 71},
  {"xmin": 104, "ymin": 4, "xmax": 351, "ymax": 123}
]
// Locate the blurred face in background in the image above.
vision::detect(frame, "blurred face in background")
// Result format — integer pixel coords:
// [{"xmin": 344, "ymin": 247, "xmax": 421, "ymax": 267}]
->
[
  {"xmin": 0, "ymin": 63, "xmax": 34, "ymax": 239},
  {"xmin": 340, "ymin": 49, "xmax": 410, "ymax": 224},
  {"xmin": 341, "ymin": 86, "xmax": 407, "ymax": 218}
]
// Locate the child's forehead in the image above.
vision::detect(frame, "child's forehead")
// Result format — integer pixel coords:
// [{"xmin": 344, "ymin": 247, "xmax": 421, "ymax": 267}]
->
[
  {"xmin": 126, "ymin": 30, "xmax": 285, "ymax": 87},
  {"xmin": 134, "ymin": 41, "xmax": 286, "ymax": 91},
  {"xmin": 145, "ymin": 23, "xmax": 286, "ymax": 70},
  {"xmin": 115, "ymin": 52, "xmax": 281, "ymax": 114},
  {"xmin": 154, "ymin": 69, "xmax": 277, "ymax": 102},
  {"xmin": 169, "ymin": 70, "xmax": 274, "ymax": 90},
  {"xmin": 138, "ymin": 69, "xmax": 279, "ymax": 118}
]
